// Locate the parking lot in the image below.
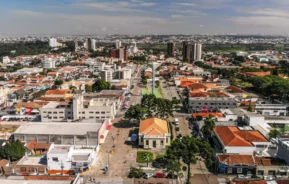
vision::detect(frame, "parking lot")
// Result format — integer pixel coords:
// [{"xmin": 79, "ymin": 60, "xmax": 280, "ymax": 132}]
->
[{"xmin": 160, "ymin": 79, "xmax": 181, "ymax": 101}]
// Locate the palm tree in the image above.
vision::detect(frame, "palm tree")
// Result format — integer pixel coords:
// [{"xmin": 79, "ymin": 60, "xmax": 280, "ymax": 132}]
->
[
  {"xmin": 201, "ymin": 115, "xmax": 216, "ymax": 140},
  {"xmin": 269, "ymin": 124, "xmax": 282, "ymax": 139}
]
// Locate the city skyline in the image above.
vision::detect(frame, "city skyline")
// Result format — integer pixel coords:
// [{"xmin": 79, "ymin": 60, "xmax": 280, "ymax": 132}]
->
[{"xmin": 1, "ymin": 0, "xmax": 289, "ymax": 36}]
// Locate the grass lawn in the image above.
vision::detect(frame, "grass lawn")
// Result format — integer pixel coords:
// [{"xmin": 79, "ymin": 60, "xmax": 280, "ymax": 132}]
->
[
  {"xmin": 142, "ymin": 88, "xmax": 162, "ymax": 98},
  {"xmin": 137, "ymin": 151, "xmax": 153, "ymax": 163}
]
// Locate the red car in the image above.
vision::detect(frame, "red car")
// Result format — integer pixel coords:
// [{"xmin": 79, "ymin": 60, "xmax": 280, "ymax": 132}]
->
[{"xmin": 155, "ymin": 172, "xmax": 166, "ymax": 178}]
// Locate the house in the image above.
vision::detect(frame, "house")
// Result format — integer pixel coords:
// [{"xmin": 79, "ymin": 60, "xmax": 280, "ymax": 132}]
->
[
  {"xmin": 216, "ymin": 154, "xmax": 256, "ymax": 175},
  {"xmin": 213, "ymin": 126, "xmax": 270, "ymax": 154},
  {"xmin": 25, "ymin": 140, "xmax": 52, "ymax": 155},
  {"xmin": 138, "ymin": 118, "xmax": 171, "ymax": 149}
]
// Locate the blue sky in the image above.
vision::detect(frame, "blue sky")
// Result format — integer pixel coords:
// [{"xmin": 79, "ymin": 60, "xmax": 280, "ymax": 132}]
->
[{"xmin": 1, "ymin": 0, "xmax": 289, "ymax": 35}]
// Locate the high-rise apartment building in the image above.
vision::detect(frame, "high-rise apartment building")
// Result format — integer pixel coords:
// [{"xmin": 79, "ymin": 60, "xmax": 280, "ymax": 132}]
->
[
  {"xmin": 74, "ymin": 40, "xmax": 78, "ymax": 52},
  {"xmin": 167, "ymin": 41, "xmax": 175, "ymax": 56},
  {"xmin": 193, "ymin": 42, "xmax": 202, "ymax": 61},
  {"xmin": 86, "ymin": 38, "xmax": 92, "ymax": 50},
  {"xmin": 116, "ymin": 40, "xmax": 122, "ymax": 49},
  {"xmin": 183, "ymin": 41, "xmax": 192, "ymax": 62},
  {"xmin": 49, "ymin": 38, "xmax": 58, "ymax": 48},
  {"xmin": 91, "ymin": 39, "xmax": 96, "ymax": 51}
]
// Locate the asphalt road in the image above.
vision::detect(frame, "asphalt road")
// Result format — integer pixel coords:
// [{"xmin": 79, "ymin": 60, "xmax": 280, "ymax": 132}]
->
[{"xmin": 160, "ymin": 80, "xmax": 180, "ymax": 101}]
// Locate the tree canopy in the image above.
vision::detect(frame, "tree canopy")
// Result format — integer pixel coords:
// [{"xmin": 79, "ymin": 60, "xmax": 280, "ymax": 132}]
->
[
  {"xmin": 0, "ymin": 140, "xmax": 26, "ymax": 161},
  {"xmin": 165, "ymin": 137, "xmax": 215, "ymax": 183},
  {"xmin": 201, "ymin": 115, "xmax": 216, "ymax": 139},
  {"xmin": 124, "ymin": 104, "xmax": 147, "ymax": 121},
  {"xmin": 92, "ymin": 79, "xmax": 110, "ymax": 92}
]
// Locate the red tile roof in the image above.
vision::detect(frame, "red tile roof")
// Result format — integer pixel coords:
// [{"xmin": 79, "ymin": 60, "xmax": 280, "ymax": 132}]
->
[
  {"xmin": 226, "ymin": 86, "xmax": 244, "ymax": 93},
  {"xmin": 26, "ymin": 140, "xmax": 36, "ymax": 151},
  {"xmin": 217, "ymin": 154, "xmax": 255, "ymax": 165},
  {"xmin": 192, "ymin": 112, "xmax": 224, "ymax": 119},
  {"xmin": 214, "ymin": 126, "xmax": 268, "ymax": 147}
]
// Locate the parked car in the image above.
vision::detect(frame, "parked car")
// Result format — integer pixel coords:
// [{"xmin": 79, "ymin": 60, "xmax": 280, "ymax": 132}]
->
[
  {"xmin": 155, "ymin": 172, "xmax": 166, "ymax": 178},
  {"xmin": 175, "ymin": 127, "xmax": 180, "ymax": 131},
  {"xmin": 144, "ymin": 173, "xmax": 154, "ymax": 179},
  {"xmin": 152, "ymin": 157, "xmax": 167, "ymax": 168},
  {"xmin": 177, "ymin": 133, "xmax": 183, "ymax": 140}
]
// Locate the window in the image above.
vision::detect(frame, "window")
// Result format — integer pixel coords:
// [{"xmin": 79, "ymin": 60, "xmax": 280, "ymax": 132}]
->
[
  {"xmin": 153, "ymin": 140, "xmax": 156, "ymax": 148},
  {"xmin": 48, "ymin": 112, "xmax": 52, "ymax": 114},
  {"xmin": 53, "ymin": 112, "xmax": 57, "ymax": 114},
  {"xmin": 53, "ymin": 117, "xmax": 57, "ymax": 119},
  {"xmin": 210, "ymin": 103, "xmax": 214, "ymax": 105},
  {"xmin": 68, "ymin": 112, "xmax": 71, "ymax": 114},
  {"xmin": 161, "ymin": 140, "xmax": 164, "ymax": 145},
  {"xmin": 48, "ymin": 117, "xmax": 52, "ymax": 119},
  {"xmin": 95, "ymin": 112, "xmax": 99, "ymax": 114},
  {"xmin": 223, "ymin": 103, "xmax": 226, "ymax": 105},
  {"xmin": 89, "ymin": 112, "xmax": 94, "ymax": 114},
  {"xmin": 227, "ymin": 168, "xmax": 232, "ymax": 173},
  {"xmin": 59, "ymin": 117, "xmax": 64, "ymax": 119},
  {"xmin": 52, "ymin": 157, "xmax": 59, "ymax": 162},
  {"xmin": 43, "ymin": 111, "xmax": 47, "ymax": 113},
  {"xmin": 237, "ymin": 168, "xmax": 242, "ymax": 174},
  {"xmin": 257, "ymin": 170, "xmax": 264, "ymax": 175},
  {"xmin": 146, "ymin": 140, "xmax": 149, "ymax": 145},
  {"xmin": 166, "ymin": 137, "xmax": 168, "ymax": 143},
  {"xmin": 59, "ymin": 112, "xmax": 63, "ymax": 114},
  {"xmin": 82, "ymin": 112, "xmax": 85, "ymax": 114},
  {"xmin": 101, "ymin": 112, "xmax": 105, "ymax": 114},
  {"xmin": 89, "ymin": 117, "xmax": 93, "ymax": 118}
]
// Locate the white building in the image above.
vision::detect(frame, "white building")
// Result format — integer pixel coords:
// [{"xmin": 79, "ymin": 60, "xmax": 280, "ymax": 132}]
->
[
  {"xmin": 255, "ymin": 104, "xmax": 287, "ymax": 116},
  {"xmin": 14, "ymin": 122, "xmax": 101, "ymax": 147},
  {"xmin": 100, "ymin": 70, "xmax": 113, "ymax": 82},
  {"xmin": 47, "ymin": 145, "xmax": 96, "ymax": 175},
  {"xmin": 213, "ymin": 126, "xmax": 271, "ymax": 154},
  {"xmin": 42, "ymin": 58, "xmax": 56, "ymax": 69},
  {"xmin": 115, "ymin": 68, "xmax": 132, "ymax": 80},
  {"xmin": 49, "ymin": 38, "xmax": 58, "ymax": 48},
  {"xmin": 188, "ymin": 97, "xmax": 238, "ymax": 113},
  {"xmin": 40, "ymin": 94, "xmax": 120, "ymax": 121},
  {"xmin": 2, "ymin": 56, "xmax": 10, "ymax": 64},
  {"xmin": 116, "ymin": 40, "xmax": 121, "ymax": 49},
  {"xmin": 193, "ymin": 42, "xmax": 202, "ymax": 61},
  {"xmin": 91, "ymin": 39, "xmax": 96, "ymax": 51}
]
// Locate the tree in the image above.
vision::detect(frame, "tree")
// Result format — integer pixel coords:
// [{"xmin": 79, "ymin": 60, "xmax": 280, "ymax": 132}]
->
[
  {"xmin": 85, "ymin": 84, "xmax": 92, "ymax": 93},
  {"xmin": 92, "ymin": 79, "xmax": 110, "ymax": 92},
  {"xmin": 165, "ymin": 137, "xmax": 214, "ymax": 184},
  {"xmin": 164, "ymin": 159, "xmax": 182, "ymax": 179},
  {"xmin": 142, "ymin": 78, "xmax": 147, "ymax": 85},
  {"xmin": 0, "ymin": 140, "xmax": 25, "ymax": 161},
  {"xmin": 269, "ymin": 124, "xmax": 282, "ymax": 139},
  {"xmin": 155, "ymin": 80, "xmax": 160, "ymax": 88},
  {"xmin": 54, "ymin": 79, "xmax": 63, "ymax": 88},
  {"xmin": 166, "ymin": 137, "xmax": 198, "ymax": 183},
  {"xmin": 125, "ymin": 104, "xmax": 147, "ymax": 122},
  {"xmin": 201, "ymin": 115, "xmax": 216, "ymax": 139},
  {"xmin": 141, "ymin": 94, "xmax": 173, "ymax": 119},
  {"xmin": 128, "ymin": 167, "xmax": 145, "ymax": 178},
  {"xmin": 247, "ymin": 102, "xmax": 253, "ymax": 112}
]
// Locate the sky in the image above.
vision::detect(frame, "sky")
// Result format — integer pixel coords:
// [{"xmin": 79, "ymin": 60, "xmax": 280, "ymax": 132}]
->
[{"xmin": 1, "ymin": 0, "xmax": 289, "ymax": 35}]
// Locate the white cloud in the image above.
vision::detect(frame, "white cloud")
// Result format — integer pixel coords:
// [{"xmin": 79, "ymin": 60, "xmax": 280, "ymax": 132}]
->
[
  {"xmin": 229, "ymin": 16, "xmax": 289, "ymax": 28},
  {"xmin": 74, "ymin": 2, "xmax": 145, "ymax": 12},
  {"xmin": 174, "ymin": 3, "xmax": 196, "ymax": 7},
  {"xmin": 240, "ymin": 8, "xmax": 289, "ymax": 18},
  {"xmin": 139, "ymin": 2, "xmax": 155, "ymax": 7},
  {"xmin": 12, "ymin": 10, "xmax": 43, "ymax": 17}
]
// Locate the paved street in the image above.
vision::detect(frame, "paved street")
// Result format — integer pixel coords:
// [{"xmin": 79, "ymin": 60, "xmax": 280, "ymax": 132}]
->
[{"xmin": 84, "ymin": 66, "xmax": 144, "ymax": 179}]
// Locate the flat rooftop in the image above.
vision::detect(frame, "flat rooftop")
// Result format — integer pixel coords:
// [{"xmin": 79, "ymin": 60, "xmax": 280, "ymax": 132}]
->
[
  {"xmin": 49, "ymin": 146, "xmax": 71, "ymax": 153},
  {"xmin": 14, "ymin": 122, "xmax": 102, "ymax": 135},
  {"xmin": 17, "ymin": 156, "xmax": 46, "ymax": 166}
]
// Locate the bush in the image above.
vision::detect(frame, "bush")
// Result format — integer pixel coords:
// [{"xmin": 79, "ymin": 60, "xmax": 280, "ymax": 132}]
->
[
  {"xmin": 182, "ymin": 166, "xmax": 187, "ymax": 171},
  {"xmin": 128, "ymin": 167, "xmax": 145, "ymax": 178},
  {"xmin": 137, "ymin": 151, "xmax": 153, "ymax": 163}
]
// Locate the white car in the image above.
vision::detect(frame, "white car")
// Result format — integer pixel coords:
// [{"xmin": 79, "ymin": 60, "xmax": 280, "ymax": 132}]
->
[{"xmin": 144, "ymin": 173, "xmax": 154, "ymax": 179}]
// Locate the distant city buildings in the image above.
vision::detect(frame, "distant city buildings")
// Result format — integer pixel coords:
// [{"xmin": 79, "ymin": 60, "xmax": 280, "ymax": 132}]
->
[
  {"xmin": 167, "ymin": 41, "xmax": 175, "ymax": 57},
  {"xmin": 193, "ymin": 42, "xmax": 202, "ymax": 61},
  {"xmin": 49, "ymin": 38, "xmax": 58, "ymax": 48},
  {"xmin": 42, "ymin": 58, "xmax": 56, "ymax": 69}
]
